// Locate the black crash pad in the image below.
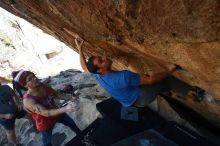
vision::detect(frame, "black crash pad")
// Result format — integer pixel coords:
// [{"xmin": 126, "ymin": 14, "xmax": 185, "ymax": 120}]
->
[{"xmin": 66, "ymin": 98, "xmax": 217, "ymax": 146}]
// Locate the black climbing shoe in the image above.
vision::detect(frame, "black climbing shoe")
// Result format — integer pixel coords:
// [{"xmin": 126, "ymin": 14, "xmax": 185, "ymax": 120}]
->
[
  {"xmin": 175, "ymin": 64, "xmax": 183, "ymax": 71},
  {"xmin": 190, "ymin": 86, "xmax": 205, "ymax": 102}
]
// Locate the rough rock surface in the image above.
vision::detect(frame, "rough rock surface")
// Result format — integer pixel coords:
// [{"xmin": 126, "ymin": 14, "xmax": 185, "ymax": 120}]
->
[
  {"xmin": 0, "ymin": 0, "xmax": 220, "ymax": 97},
  {"xmin": 0, "ymin": 0, "xmax": 220, "ymax": 139}
]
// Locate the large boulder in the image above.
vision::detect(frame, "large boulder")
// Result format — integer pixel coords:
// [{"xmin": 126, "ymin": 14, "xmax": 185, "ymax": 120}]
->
[{"xmin": 0, "ymin": 0, "xmax": 220, "ymax": 134}]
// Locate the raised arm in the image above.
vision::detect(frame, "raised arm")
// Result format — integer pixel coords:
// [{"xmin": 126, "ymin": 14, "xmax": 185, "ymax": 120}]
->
[
  {"xmin": 139, "ymin": 65, "xmax": 176, "ymax": 85},
  {"xmin": 75, "ymin": 37, "xmax": 89, "ymax": 72}
]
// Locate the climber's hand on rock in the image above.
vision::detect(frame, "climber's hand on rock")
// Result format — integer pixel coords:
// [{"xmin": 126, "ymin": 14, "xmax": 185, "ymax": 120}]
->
[
  {"xmin": 75, "ymin": 36, "xmax": 84, "ymax": 49},
  {"xmin": 167, "ymin": 64, "xmax": 176, "ymax": 73}
]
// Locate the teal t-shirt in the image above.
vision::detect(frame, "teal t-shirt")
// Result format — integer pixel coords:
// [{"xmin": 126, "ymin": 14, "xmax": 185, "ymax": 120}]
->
[{"xmin": 93, "ymin": 70, "xmax": 140, "ymax": 107}]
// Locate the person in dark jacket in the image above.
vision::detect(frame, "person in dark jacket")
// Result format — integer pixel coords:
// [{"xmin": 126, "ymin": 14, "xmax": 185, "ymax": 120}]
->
[
  {"xmin": 76, "ymin": 36, "xmax": 205, "ymax": 108},
  {"xmin": 0, "ymin": 82, "xmax": 26, "ymax": 146}
]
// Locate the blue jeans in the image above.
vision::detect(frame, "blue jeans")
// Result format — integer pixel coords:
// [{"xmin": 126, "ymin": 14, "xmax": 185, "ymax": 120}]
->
[{"xmin": 41, "ymin": 113, "xmax": 81, "ymax": 146}]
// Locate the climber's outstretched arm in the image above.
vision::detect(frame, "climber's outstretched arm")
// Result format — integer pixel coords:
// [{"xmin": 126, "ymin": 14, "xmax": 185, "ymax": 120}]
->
[
  {"xmin": 139, "ymin": 65, "xmax": 176, "ymax": 85},
  {"xmin": 75, "ymin": 37, "xmax": 89, "ymax": 72}
]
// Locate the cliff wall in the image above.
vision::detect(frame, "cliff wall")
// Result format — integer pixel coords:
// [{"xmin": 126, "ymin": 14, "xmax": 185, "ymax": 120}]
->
[{"xmin": 1, "ymin": 0, "xmax": 220, "ymax": 129}]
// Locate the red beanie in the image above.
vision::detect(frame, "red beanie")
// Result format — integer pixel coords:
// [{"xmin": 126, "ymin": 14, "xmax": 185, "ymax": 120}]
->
[{"xmin": 14, "ymin": 70, "xmax": 33, "ymax": 87}]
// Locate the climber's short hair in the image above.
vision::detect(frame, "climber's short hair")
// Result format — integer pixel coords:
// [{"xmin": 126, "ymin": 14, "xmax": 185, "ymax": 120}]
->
[{"xmin": 86, "ymin": 56, "xmax": 99, "ymax": 74}]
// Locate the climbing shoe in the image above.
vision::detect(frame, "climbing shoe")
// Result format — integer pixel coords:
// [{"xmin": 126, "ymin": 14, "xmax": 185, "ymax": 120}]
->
[
  {"xmin": 175, "ymin": 64, "xmax": 183, "ymax": 71},
  {"xmin": 190, "ymin": 86, "xmax": 205, "ymax": 102}
]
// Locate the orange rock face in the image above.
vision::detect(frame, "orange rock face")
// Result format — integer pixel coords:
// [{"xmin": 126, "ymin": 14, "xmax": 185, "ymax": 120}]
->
[{"xmin": 1, "ymin": 0, "xmax": 220, "ymax": 128}]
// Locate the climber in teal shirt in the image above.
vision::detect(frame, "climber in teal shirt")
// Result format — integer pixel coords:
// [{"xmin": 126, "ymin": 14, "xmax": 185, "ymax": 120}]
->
[
  {"xmin": 75, "ymin": 36, "xmax": 204, "ymax": 107},
  {"xmin": 93, "ymin": 70, "xmax": 140, "ymax": 107},
  {"xmin": 0, "ymin": 82, "xmax": 26, "ymax": 146}
]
